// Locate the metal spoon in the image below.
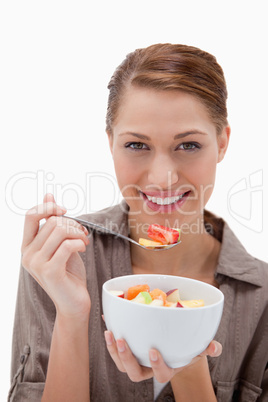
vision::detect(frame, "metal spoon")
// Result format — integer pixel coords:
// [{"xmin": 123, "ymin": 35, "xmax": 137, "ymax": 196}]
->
[{"xmin": 62, "ymin": 215, "xmax": 181, "ymax": 251}]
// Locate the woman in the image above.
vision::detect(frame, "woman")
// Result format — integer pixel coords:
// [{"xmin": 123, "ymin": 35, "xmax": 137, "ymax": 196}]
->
[{"xmin": 9, "ymin": 44, "xmax": 268, "ymax": 401}]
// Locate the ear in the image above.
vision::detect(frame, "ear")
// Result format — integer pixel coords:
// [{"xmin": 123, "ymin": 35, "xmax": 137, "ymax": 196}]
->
[
  {"xmin": 106, "ymin": 130, "xmax": 114, "ymax": 156},
  {"xmin": 217, "ymin": 125, "xmax": 230, "ymax": 163}
]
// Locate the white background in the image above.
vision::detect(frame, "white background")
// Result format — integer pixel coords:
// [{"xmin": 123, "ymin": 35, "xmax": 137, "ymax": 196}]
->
[{"xmin": 1, "ymin": 0, "xmax": 267, "ymax": 398}]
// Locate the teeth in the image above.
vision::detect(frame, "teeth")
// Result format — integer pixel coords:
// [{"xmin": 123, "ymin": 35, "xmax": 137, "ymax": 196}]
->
[{"xmin": 146, "ymin": 193, "xmax": 186, "ymax": 205}]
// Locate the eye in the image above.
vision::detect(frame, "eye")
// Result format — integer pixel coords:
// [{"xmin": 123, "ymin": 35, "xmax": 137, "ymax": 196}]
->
[
  {"xmin": 125, "ymin": 142, "xmax": 149, "ymax": 150},
  {"xmin": 177, "ymin": 142, "xmax": 201, "ymax": 151}
]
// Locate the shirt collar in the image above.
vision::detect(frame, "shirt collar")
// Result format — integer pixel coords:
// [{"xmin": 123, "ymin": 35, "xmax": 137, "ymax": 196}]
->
[{"xmin": 215, "ymin": 219, "xmax": 263, "ymax": 287}]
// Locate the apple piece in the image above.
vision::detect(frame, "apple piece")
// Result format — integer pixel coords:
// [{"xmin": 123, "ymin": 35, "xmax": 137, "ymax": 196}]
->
[
  {"xmin": 166, "ymin": 288, "xmax": 181, "ymax": 303},
  {"xmin": 140, "ymin": 291, "xmax": 153, "ymax": 304},
  {"xmin": 176, "ymin": 301, "xmax": 184, "ymax": 308},
  {"xmin": 150, "ymin": 299, "xmax": 164, "ymax": 307},
  {"xmin": 180, "ymin": 299, "xmax": 205, "ymax": 308},
  {"xmin": 132, "ymin": 291, "xmax": 152, "ymax": 305},
  {"xmin": 138, "ymin": 238, "xmax": 163, "ymax": 248},
  {"xmin": 109, "ymin": 290, "xmax": 124, "ymax": 298}
]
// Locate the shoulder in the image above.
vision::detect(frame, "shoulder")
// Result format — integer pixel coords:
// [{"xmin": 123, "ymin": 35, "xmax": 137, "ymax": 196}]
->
[
  {"xmin": 205, "ymin": 210, "xmax": 268, "ymax": 291},
  {"xmin": 220, "ymin": 221, "xmax": 267, "ymax": 290}
]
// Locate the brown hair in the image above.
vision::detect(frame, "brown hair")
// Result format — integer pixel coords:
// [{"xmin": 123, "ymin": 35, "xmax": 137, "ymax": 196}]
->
[{"xmin": 106, "ymin": 43, "xmax": 228, "ymax": 134}]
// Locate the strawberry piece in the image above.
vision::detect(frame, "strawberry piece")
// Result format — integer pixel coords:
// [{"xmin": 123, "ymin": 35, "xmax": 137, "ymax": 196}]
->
[{"xmin": 148, "ymin": 224, "xmax": 181, "ymax": 245}]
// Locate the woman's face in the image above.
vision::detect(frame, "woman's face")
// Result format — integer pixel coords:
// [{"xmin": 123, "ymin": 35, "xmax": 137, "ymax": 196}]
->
[{"xmin": 108, "ymin": 86, "xmax": 229, "ymax": 232}]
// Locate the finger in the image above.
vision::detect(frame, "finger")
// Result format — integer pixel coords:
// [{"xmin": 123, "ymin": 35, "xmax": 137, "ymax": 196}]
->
[
  {"xmin": 104, "ymin": 331, "xmax": 126, "ymax": 373},
  {"xmin": 114, "ymin": 339, "xmax": 152, "ymax": 382},
  {"xmin": 30, "ymin": 216, "xmax": 88, "ymax": 256},
  {"xmin": 149, "ymin": 349, "xmax": 174, "ymax": 383},
  {"xmin": 39, "ymin": 222, "xmax": 89, "ymax": 262},
  {"xmin": 22, "ymin": 202, "xmax": 66, "ymax": 251},
  {"xmin": 43, "ymin": 193, "xmax": 56, "ymax": 204},
  {"xmin": 200, "ymin": 341, "xmax": 222, "ymax": 358},
  {"xmin": 50, "ymin": 238, "xmax": 87, "ymax": 266},
  {"xmin": 61, "ymin": 216, "xmax": 89, "ymax": 236}
]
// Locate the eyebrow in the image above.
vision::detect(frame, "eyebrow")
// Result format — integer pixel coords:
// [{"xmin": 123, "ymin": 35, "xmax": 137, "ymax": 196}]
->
[{"xmin": 119, "ymin": 130, "xmax": 207, "ymax": 140}]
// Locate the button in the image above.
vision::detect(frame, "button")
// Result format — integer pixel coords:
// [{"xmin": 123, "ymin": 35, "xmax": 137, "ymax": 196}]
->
[{"xmin": 23, "ymin": 345, "xmax": 30, "ymax": 355}]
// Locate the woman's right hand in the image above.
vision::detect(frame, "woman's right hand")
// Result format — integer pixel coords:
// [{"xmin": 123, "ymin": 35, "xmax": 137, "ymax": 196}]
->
[{"xmin": 21, "ymin": 193, "xmax": 91, "ymax": 318}]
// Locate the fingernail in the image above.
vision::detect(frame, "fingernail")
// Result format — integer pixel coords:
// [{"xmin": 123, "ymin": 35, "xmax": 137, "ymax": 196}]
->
[
  {"xmin": 149, "ymin": 350, "xmax": 158, "ymax": 362},
  {"xmin": 116, "ymin": 339, "xmax": 125, "ymax": 353},
  {"xmin": 104, "ymin": 331, "xmax": 113, "ymax": 346},
  {"xmin": 213, "ymin": 343, "xmax": 218, "ymax": 354}
]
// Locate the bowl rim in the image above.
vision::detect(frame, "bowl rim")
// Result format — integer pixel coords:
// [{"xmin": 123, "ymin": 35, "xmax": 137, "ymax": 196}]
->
[{"xmin": 102, "ymin": 273, "xmax": 224, "ymax": 310}]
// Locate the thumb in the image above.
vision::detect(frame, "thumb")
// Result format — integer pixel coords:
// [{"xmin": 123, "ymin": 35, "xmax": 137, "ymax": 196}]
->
[
  {"xmin": 43, "ymin": 193, "xmax": 56, "ymax": 204},
  {"xmin": 200, "ymin": 341, "xmax": 222, "ymax": 358}
]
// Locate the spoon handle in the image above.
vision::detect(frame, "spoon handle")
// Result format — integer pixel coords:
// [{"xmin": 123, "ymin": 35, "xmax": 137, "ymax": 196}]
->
[{"xmin": 62, "ymin": 215, "xmax": 137, "ymax": 245}]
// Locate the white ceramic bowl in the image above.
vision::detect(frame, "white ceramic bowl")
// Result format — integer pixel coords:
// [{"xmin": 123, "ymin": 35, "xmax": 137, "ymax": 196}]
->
[{"xmin": 102, "ymin": 274, "xmax": 224, "ymax": 368}]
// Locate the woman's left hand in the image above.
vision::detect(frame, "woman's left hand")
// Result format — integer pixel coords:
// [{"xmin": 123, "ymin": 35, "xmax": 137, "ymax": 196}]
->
[{"xmin": 104, "ymin": 330, "xmax": 222, "ymax": 383}]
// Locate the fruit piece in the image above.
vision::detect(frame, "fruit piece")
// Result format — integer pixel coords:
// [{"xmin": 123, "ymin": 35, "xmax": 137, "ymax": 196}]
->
[
  {"xmin": 166, "ymin": 288, "xmax": 181, "ymax": 303},
  {"xmin": 180, "ymin": 299, "xmax": 205, "ymax": 308},
  {"xmin": 150, "ymin": 299, "xmax": 164, "ymax": 307},
  {"xmin": 149, "ymin": 288, "xmax": 167, "ymax": 305},
  {"xmin": 132, "ymin": 291, "xmax": 152, "ymax": 304},
  {"xmin": 138, "ymin": 238, "xmax": 163, "ymax": 248},
  {"xmin": 124, "ymin": 283, "xmax": 204, "ymax": 308},
  {"xmin": 109, "ymin": 290, "xmax": 124, "ymax": 298},
  {"xmin": 148, "ymin": 224, "xmax": 181, "ymax": 245},
  {"xmin": 165, "ymin": 301, "xmax": 177, "ymax": 308},
  {"xmin": 127, "ymin": 284, "xmax": 150, "ymax": 300}
]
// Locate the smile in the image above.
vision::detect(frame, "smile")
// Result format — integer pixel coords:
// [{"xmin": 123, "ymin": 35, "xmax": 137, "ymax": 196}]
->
[
  {"xmin": 145, "ymin": 193, "xmax": 186, "ymax": 206},
  {"xmin": 140, "ymin": 190, "xmax": 191, "ymax": 212}
]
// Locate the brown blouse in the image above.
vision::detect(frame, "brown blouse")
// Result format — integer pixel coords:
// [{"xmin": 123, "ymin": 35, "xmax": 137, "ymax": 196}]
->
[{"xmin": 9, "ymin": 202, "xmax": 268, "ymax": 401}]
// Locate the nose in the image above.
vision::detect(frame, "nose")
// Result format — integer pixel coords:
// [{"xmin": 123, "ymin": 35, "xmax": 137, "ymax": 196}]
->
[{"xmin": 147, "ymin": 154, "xmax": 179, "ymax": 189}]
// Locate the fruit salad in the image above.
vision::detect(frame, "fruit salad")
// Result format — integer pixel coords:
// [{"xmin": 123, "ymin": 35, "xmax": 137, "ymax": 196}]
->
[
  {"xmin": 139, "ymin": 224, "xmax": 181, "ymax": 248},
  {"xmin": 109, "ymin": 284, "xmax": 204, "ymax": 308}
]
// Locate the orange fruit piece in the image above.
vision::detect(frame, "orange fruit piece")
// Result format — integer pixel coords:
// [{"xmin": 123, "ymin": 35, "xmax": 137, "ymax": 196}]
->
[
  {"xmin": 127, "ymin": 284, "xmax": 150, "ymax": 300},
  {"xmin": 149, "ymin": 288, "xmax": 167, "ymax": 305}
]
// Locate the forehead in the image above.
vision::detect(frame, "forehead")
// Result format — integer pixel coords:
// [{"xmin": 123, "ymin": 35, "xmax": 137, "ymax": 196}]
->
[{"xmin": 114, "ymin": 85, "xmax": 216, "ymax": 135}]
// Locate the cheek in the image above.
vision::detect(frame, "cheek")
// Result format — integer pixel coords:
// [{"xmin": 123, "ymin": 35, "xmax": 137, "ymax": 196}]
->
[
  {"xmin": 113, "ymin": 152, "xmax": 142, "ymax": 194},
  {"xmin": 199, "ymin": 162, "xmax": 218, "ymax": 206},
  {"xmin": 185, "ymin": 153, "xmax": 218, "ymax": 200}
]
